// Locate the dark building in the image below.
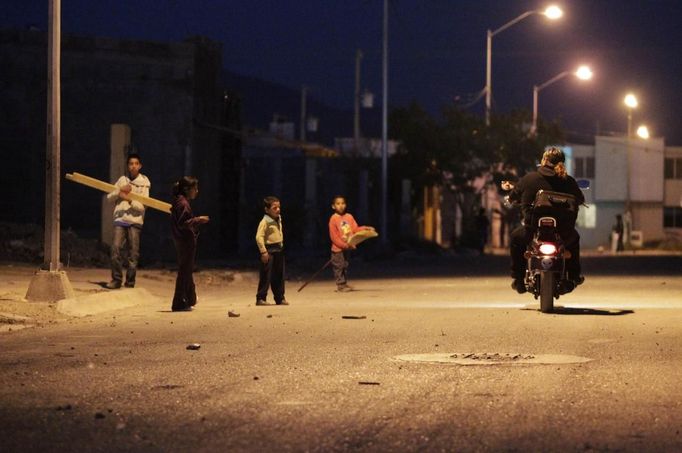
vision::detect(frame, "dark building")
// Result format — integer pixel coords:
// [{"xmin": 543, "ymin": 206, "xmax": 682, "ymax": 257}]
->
[{"xmin": 0, "ymin": 29, "xmax": 240, "ymax": 261}]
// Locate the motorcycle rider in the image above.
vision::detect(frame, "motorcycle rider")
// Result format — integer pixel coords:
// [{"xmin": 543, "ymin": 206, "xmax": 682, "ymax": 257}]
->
[{"xmin": 508, "ymin": 146, "xmax": 585, "ymax": 294}]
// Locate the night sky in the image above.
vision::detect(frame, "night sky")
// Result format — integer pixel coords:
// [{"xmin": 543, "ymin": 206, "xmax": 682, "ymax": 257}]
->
[{"xmin": 5, "ymin": 0, "xmax": 682, "ymax": 143}]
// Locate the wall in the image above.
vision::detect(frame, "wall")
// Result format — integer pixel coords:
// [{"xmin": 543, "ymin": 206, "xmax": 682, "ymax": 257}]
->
[{"xmin": 0, "ymin": 30, "xmax": 230, "ymax": 262}]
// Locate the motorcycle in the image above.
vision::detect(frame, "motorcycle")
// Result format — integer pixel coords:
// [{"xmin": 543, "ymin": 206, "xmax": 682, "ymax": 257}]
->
[{"xmin": 501, "ymin": 180, "xmax": 589, "ymax": 313}]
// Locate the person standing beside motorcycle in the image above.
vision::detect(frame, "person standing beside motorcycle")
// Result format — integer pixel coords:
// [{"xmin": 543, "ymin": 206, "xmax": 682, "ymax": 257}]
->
[{"xmin": 508, "ymin": 146, "xmax": 585, "ymax": 294}]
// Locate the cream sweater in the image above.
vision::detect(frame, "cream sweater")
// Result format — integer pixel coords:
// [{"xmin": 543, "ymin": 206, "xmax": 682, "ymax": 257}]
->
[{"xmin": 106, "ymin": 174, "xmax": 151, "ymax": 227}]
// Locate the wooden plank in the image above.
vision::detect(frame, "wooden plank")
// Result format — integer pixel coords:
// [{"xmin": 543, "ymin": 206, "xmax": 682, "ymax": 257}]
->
[{"xmin": 65, "ymin": 172, "xmax": 171, "ymax": 214}]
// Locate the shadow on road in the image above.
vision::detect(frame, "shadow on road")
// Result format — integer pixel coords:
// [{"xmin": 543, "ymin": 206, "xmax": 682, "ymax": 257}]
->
[
  {"xmin": 88, "ymin": 280, "xmax": 110, "ymax": 289},
  {"xmin": 551, "ymin": 306, "xmax": 635, "ymax": 316}
]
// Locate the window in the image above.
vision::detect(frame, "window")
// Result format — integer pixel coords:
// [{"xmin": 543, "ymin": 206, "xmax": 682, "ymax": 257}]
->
[
  {"xmin": 664, "ymin": 207, "xmax": 682, "ymax": 228},
  {"xmin": 665, "ymin": 158, "xmax": 674, "ymax": 179},
  {"xmin": 574, "ymin": 157, "xmax": 594, "ymax": 179},
  {"xmin": 665, "ymin": 157, "xmax": 682, "ymax": 179}
]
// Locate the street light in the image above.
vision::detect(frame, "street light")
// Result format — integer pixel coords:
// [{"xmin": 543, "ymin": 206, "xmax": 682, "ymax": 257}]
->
[
  {"xmin": 485, "ymin": 5, "xmax": 564, "ymax": 125},
  {"xmin": 624, "ymin": 93, "xmax": 638, "ymax": 138},
  {"xmin": 636, "ymin": 125, "xmax": 650, "ymax": 139},
  {"xmin": 531, "ymin": 65, "xmax": 593, "ymax": 135}
]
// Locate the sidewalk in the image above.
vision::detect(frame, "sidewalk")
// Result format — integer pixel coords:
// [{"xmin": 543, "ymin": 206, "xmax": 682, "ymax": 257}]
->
[{"xmin": 0, "ymin": 263, "xmax": 262, "ymax": 332}]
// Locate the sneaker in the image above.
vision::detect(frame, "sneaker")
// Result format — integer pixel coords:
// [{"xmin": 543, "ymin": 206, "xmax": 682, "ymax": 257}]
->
[
  {"xmin": 124, "ymin": 282, "xmax": 135, "ymax": 288},
  {"xmin": 256, "ymin": 299, "xmax": 273, "ymax": 306},
  {"xmin": 172, "ymin": 306, "xmax": 193, "ymax": 312},
  {"xmin": 105, "ymin": 281, "xmax": 122, "ymax": 290},
  {"xmin": 511, "ymin": 278, "xmax": 527, "ymax": 294},
  {"xmin": 336, "ymin": 285, "xmax": 353, "ymax": 293},
  {"xmin": 573, "ymin": 275, "xmax": 585, "ymax": 286},
  {"xmin": 276, "ymin": 299, "xmax": 289, "ymax": 305}
]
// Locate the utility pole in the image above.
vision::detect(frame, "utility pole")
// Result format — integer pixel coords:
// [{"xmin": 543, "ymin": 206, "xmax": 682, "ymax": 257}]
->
[
  {"xmin": 46, "ymin": 0, "xmax": 61, "ymax": 272},
  {"xmin": 26, "ymin": 0, "xmax": 74, "ymax": 301}
]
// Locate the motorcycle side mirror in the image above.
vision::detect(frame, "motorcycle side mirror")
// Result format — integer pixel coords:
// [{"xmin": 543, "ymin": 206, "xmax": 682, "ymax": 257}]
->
[{"xmin": 577, "ymin": 179, "xmax": 591, "ymax": 190}]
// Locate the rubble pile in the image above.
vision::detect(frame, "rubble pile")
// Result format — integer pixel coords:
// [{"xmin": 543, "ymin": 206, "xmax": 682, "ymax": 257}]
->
[{"xmin": 0, "ymin": 222, "xmax": 109, "ymax": 266}]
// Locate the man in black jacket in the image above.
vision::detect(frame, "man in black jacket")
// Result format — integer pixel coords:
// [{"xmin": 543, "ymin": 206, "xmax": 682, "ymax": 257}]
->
[{"xmin": 508, "ymin": 147, "xmax": 585, "ymax": 294}]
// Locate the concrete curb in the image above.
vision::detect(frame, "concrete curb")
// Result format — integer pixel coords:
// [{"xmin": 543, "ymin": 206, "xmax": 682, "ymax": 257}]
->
[{"xmin": 57, "ymin": 287, "xmax": 158, "ymax": 317}]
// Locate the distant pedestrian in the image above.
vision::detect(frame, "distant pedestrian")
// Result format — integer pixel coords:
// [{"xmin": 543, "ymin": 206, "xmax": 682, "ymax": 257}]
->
[
  {"xmin": 475, "ymin": 207, "xmax": 490, "ymax": 254},
  {"xmin": 612, "ymin": 214, "xmax": 625, "ymax": 253},
  {"xmin": 170, "ymin": 176, "xmax": 209, "ymax": 312},
  {"xmin": 328, "ymin": 195, "xmax": 374, "ymax": 292},
  {"xmin": 255, "ymin": 196, "xmax": 288, "ymax": 306},
  {"xmin": 105, "ymin": 153, "xmax": 150, "ymax": 289}
]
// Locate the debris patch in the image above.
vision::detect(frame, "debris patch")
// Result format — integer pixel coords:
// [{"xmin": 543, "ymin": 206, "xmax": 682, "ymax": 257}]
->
[{"xmin": 394, "ymin": 353, "xmax": 592, "ymax": 366}]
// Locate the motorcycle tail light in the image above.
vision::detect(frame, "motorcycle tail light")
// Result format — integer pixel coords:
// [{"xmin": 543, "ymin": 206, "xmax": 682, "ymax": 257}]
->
[{"xmin": 539, "ymin": 243, "xmax": 557, "ymax": 255}]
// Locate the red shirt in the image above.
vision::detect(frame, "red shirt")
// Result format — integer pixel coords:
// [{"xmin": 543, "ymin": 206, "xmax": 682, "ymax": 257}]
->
[{"xmin": 329, "ymin": 213, "xmax": 361, "ymax": 252}]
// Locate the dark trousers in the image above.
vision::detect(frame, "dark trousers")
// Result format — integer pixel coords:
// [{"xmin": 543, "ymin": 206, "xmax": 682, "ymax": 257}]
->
[
  {"xmin": 331, "ymin": 251, "xmax": 349, "ymax": 286},
  {"xmin": 172, "ymin": 236, "xmax": 197, "ymax": 310},
  {"xmin": 111, "ymin": 225, "xmax": 141, "ymax": 284},
  {"xmin": 257, "ymin": 249, "xmax": 285, "ymax": 303},
  {"xmin": 510, "ymin": 225, "xmax": 581, "ymax": 279}
]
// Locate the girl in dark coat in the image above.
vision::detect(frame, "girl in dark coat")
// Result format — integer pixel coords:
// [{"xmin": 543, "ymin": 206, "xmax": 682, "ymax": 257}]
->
[{"xmin": 170, "ymin": 176, "xmax": 209, "ymax": 311}]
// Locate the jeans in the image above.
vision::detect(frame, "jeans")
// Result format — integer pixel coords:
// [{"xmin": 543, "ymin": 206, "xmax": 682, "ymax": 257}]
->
[
  {"xmin": 111, "ymin": 225, "xmax": 141, "ymax": 284},
  {"xmin": 331, "ymin": 251, "xmax": 349, "ymax": 286}
]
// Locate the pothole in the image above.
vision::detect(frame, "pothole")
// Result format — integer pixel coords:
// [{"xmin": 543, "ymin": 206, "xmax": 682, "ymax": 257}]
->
[{"xmin": 394, "ymin": 353, "xmax": 592, "ymax": 366}]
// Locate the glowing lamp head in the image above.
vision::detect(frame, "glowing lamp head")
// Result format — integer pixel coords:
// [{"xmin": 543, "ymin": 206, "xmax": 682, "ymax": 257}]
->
[
  {"xmin": 636, "ymin": 125, "xmax": 650, "ymax": 139},
  {"xmin": 624, "ymin": 93, "xmax": 638, "ymax": 109},
  {"xmin": 544, "ymin": 5, "xmax": 564, "ymax": 20},
  {"xmin": 575, "ymin": 65, "xmax": 593, "ymax": 80},
  {"xmin": 539, "ymin": 243, "xmax": 558, "ymax": 255}
]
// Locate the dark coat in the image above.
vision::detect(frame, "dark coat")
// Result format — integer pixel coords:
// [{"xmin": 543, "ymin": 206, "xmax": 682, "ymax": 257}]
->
[
  {"xmin": 171, "ymin": 195, "xmax": 201, "ymax": 241},
  {"xmin": 509, "ymin": 165, "xmax": 585, "ymax": 228}
]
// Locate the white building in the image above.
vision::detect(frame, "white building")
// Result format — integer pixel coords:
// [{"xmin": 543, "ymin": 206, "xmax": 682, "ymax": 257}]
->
[{"xmin": 566, "ymin": 137, "xmax": 682, "ymax": 249}]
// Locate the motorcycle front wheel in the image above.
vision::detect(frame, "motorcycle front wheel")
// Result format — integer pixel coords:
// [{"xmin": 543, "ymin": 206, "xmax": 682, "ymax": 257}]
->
[{"xmin": 540, "ymin": 271, "xmax": 554, "ymax": 313}]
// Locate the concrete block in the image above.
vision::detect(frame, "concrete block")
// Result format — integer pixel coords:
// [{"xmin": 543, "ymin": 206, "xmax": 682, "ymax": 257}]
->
[
  {"xmin": 25, "ymin": 270, "xmax": 75, "ymax": 302},
  {"xmin": 57, "ymin": 287, "xmax": 157, "ymax": 317}
]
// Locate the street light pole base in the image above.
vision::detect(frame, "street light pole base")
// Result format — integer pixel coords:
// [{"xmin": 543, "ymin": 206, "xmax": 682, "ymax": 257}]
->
[{"xmin": 25, "ymin": 270, "xmax": 75, "ymax": 302}]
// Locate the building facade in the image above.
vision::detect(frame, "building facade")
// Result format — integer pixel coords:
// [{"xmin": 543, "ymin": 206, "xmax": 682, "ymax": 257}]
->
[
  {"xmin": 0, "ymin": 29, "xmax": 237, "ymax": 261},
  {"xmin": 566, "ymin": 136, "xmax": 679, "ymax": 249}
]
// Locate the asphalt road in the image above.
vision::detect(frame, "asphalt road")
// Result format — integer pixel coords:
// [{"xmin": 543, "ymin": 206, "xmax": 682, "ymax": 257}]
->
[{"xmin": 1, "ymin": 255, "xmax": 681, "ymax": 452}]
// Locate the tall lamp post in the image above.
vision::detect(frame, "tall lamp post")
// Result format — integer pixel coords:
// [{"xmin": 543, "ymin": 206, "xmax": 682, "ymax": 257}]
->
[
  {"xmin": 485, "ymin": 5, "xmax": 563, "ymax": 125},
  {"xmin": 531, "ymin": 65, "xmax": 593, "ymax": 136},
  {"xmin": 623, "ymin": 93, "xmax": 639, "ymax": 245}
]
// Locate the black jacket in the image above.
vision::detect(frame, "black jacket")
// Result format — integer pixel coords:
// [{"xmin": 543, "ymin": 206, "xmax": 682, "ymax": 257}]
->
[{"xmin": 509, "ymin": 165, "xmax": 585, "ymax": 228}]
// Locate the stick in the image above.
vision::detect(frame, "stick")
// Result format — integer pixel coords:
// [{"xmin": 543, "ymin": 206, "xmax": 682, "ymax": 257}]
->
[
  {"xmin": 297, "ymin": 259, "xmax": 332, "ymax": 292},
  {"xmin": 65, "ymin": 172, "xmax": 171, "ymax": 214}
]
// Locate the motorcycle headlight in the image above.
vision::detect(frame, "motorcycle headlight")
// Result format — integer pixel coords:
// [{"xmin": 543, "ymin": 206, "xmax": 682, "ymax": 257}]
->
[{"xmin": 539, "ymin": 243, "xmax": 557, "ymax": 255}]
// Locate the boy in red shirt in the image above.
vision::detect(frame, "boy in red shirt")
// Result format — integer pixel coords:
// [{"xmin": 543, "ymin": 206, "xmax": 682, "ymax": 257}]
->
[{"xmin": 328, "ymin": 195, "xmax": 374, "ymax": 292}]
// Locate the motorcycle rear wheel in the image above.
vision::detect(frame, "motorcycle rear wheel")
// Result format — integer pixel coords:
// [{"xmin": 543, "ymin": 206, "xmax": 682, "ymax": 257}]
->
[{"xmin": 540, "ymin": 272, "xmax": 554, "ymax": 313}]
